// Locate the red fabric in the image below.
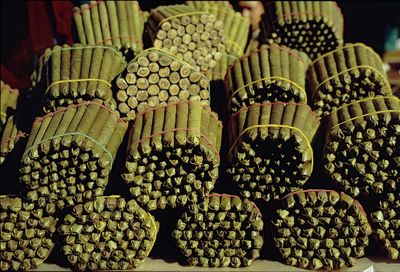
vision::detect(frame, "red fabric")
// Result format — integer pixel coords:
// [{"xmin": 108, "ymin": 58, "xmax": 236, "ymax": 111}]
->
[
  {"xmin": 51, "ymin": 1, "xmax": 74, "ymax": 45},
  {"xmin": 27, "ymin": 1, "xmax": 54, "ymax": 55}
]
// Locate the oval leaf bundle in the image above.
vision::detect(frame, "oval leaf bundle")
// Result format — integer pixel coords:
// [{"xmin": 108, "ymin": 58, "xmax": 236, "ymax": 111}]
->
[
  {"xmin": 260, "ymin": 1, "xmax": 344, "ymax": 60},
  {"xmin": 0, "ymin": 116, "xmax": 28, "ymax": 166},
  {"xmin": 19, "ymin": 101, "xmax": 128, "ymax": 210},
  {"xmin": 186, "ymin": 1, "xmax": 249, "ymax": 57},
  {"xmin": 225, "ymin": 44, "xmax": 310, "ymax": 114},
  {"xmin": 122, "ymin": 101, "xmax": 222, "ymax": 211},
  {"xmin": 147, "ymin": 4, "xmax": 225, "ymax": 71},
  {"xmin": 73, "ymin": 1, "xmax": 145, "ymax": 55},
  {"xmin": 37, "ymin": 44, "xmax": 126, "ymax": 113},
  {"xmin": 227, "ymin": 102, "xmax": 319, "ymax": 202},
  {"xmin": 0, "ymin": 195, "xmax": 57, "ymax": 271},
  {"xmin": 58, "ymin": 196, "xmax": 158, "ymax": 270},
  {"xmin": 307, "ymin": 43, "xmax": 392, "ymax": 117},
  {"xmin": 172, "ymin": 193, "xmax": 263, "ymax": 267},
  {"xmin": 272, "ymin": 190, "xmax": 372, "ymax": 270},
  {"xmin": 0, "ymin": 80, "xmax": 19, "ymax": 127},
  {"xmin": 370, "ymin": 192, "xmax": 400, "ymax": 260},
  {"xmin": 115, "ymin": 48, "xmax": 210, "ymax": 120},
  {"xmin": 324, "ymin": 96, "xmax": 400, "ymax": 197}
]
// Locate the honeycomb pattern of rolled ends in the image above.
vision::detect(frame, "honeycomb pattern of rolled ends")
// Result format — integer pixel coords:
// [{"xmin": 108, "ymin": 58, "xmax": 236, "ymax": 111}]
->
[
  {"xmin": 0, "ymin": 195, "xmax": 57, "ymax": 271},
  {"xmin": 323, "ymin": 96, "xmax": 400, "ymax": 197},
  {"xmin": 271, "ymin": 190, "xmax": 372, "ymax": 270},
  {"xmin": 122, "ymin": 100, "xmax": 222, "ymax": 211},
  {"xmin": 227, "ymin": 102, "xmax": 320, "ymax": 202},
  {"xmin": 260, "ymin": 1, "xmax": 344, "ymax": 60},
  {"xmin": 58, "ymin": 196, "xmax": 158, "ymax": 271},
  {"xmin": 171, "ymin": 193, "xmax": 264, "ymax": 267}
]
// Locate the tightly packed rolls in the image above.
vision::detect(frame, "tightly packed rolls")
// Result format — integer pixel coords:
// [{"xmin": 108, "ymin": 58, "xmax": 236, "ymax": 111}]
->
[
  {"xmin": 186, "ymin": 1, "xmax": 250, "ymax": 57},
  {"xmin": 324, "ymin": 96, "xmax": 400, "ymax": 197},
  {"xmin": 115, "ymin": 48, "xmax": 210, "ymax": 120},
  {"xmin": 58, "ymin": 196, "xmax": 158, "ymax": 270},
  {"xmin": 34, "ymin": 44, "xmax": 126, "ymax": 113},
  {"xmin": 19, "ymin": 101, "xmax": 128, "ymax": 210},
  {"xmin": 147, "ymin": 4, "xmax": 225, "ymax": 71},
  {"xmin": 307, "ymin": 43, "xmax": 392, "ymax": 117},
  {"xmin": 0, "ymin": 81, "xmax": 19, "ymax": 129},
  {"xmin": 227, "ymin": 102, "xmax": 319, "ymax": 202},
  {"xmin": 224, "ymin": 44, "xmax": 310, "ymax": 114},
  {"xmin": 0, "ymin": 116, "xmax": 27, "ymax": 165},
  {"xmin": 73, "ymin": 1, "xmax": 145, "ymax": 55},
  {"xmin": 0, "ymin": 196, "xmax": 57, "ymax": 271},
  {"xmin": 172, "ymin": 193, "xmax": 263, "ymax": 267},
  {"xmin": 204, "ymin": 52, "xmax": 238, "ymax": 82},
  {"xmin": 122, "ymin": 101, "xmax": 222, "ymax": 211},
  {"xmin": 271, "ymin": 190, "xmax": 372, "ymax": 270},
  {"xmin": 370, "ymin": 191, "xmax": 400, "ymax": 260},
  {"xmin": 260, "ymin": 1, "xmax": 344, "ymax": 60}
]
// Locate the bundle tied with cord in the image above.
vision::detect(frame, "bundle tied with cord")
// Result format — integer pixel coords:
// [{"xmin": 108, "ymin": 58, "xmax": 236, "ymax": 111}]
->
[
  {"xmin": 58, "ymin": 196, "xmax": 158, "ymax": 270},
  {"xmin": 122, "ymin": 100, "xmax": 222, "ymax": 211},
  {"xmin": 0, "ymin": 80, "xmax": 19, "ymax": 129},
  {"xmin": 172, "ymin": 193, "xmax": 263, "ymax": 268},
  {"xmin": 260, "ymin": 1, "xmax": 344, "ymax": 60},
  {"xmin": 271, "ymin": 190, "xmax": 372, "ymax": 270},
  {"xmin": 147, "ymin": 4, "xmax": 226, "ymax": 72},
  {"xmin": 307, "ymin": 42, "xmax": 392, "ymax": 117},
  {"xmin": 19, "ymin": 101, "xmax": 128, "ymax": 210},
  {"xmin": 224, "ymin": 44, "xmax": 310, "ymax": 114},
  {"xmin": 323, "ymin": 96, "xmax": 400, "ymax": 197},
  {"xmin": 73, "ymin": 1, "xmax": 145, "ymax": 55},
  {"xmin": 34, "ymin": 44, "xmax": 126, "ymax": 113},
  {"xmin": 227, "ymin": 102, "xmax": 319, "ymax": 202},
  {"xmin": 115, "ymin": 48, "xmax": 210, "ymax": 121},
  {"xmin": 0, "ymin": 195, "xmax": 58, "ymax": 271},
  {"xmin": 0, "ymin": 115, "xmax": 28, "ymax": 166}
]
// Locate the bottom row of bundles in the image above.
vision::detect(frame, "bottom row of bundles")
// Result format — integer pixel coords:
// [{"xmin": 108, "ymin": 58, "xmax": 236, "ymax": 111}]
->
[{"xmin": 0, "ymin": 188, "xmax": 396, "ymax": 271}]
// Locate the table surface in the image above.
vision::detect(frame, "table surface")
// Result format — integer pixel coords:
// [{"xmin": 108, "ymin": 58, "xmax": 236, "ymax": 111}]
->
[{"xmin": 34, "ymin": 256, "xmax": 400, "ymax": 272}]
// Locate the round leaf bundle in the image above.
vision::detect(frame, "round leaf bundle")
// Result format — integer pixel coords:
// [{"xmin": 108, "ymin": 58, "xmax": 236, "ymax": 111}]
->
[
  {"xmin": 307, "ymin": 43, "xmax": 392, "ymax": 117},
  {"xmin": 0, "ymin": 116, "xmax": 28, "ymax": 166},
  {"xmin": 324, "ymin": 96, "xmax": 400, "ymax": 197},
  {"xmin": 147, "ymin": 4, "xmax": 225, "ymax": 71},
  {"xmin": 36, "ymin": 44, "xmax": 126, "ymax": 113},
  {"xmin": 272, "ymin": 190, "xmax": 372, "ymax": 270},
  {"xmin": 172, "ymin": 193, "xmax": 263, "ymax": 267},
  {"xmin": 0, "ymin": 195, "xmax": 57, "ymax": 271},
  {"xmin": 58, "ymin": 196, "xmax": 158, "ymax": 270},
  {"xmin": 122, "ymin": 100, "xmax": 222, "ymax": 211},
  {"xmin": 227, "ymin": 102, "xmax": 319, "ymax": 202},
  {"xmin": 186, "ymin": 1, "xmax": 250, "ymax": 57},
  {"xmin": 370, "ymin": 192, "xmax": 400, "ymax": 260},
  {"xmin": 115, "ymin": 48, "xmax": 210, "ymax": 120},
  {"xmin": 73, "ymin": 1, "xmax": 145, "ymax": 55},
  {"xmin": 225, "ymin": 44, "xmax": 310, "ymax": 114},
  {"xmin": 0, "ymin": 80, "xmax": 19, "ymax": 128},
  {"xmin": 19, "ymin": 101, "xmax": 128, "ymax": 210},
  {"xmin": 260, "ymin": 1, "xmax": 344, "ymax": 60}
]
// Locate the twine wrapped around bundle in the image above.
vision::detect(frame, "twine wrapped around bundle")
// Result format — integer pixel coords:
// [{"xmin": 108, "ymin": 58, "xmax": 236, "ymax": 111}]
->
[
  {"xmin": 0, "ymin": 116, "xmax": 28, "ymax": 165},
  {"xmin": 227, "ymin": 102, "xmax": 319, "ymax": 202},
  {"xmin": 115, "ymin": 48, "xmax": 210, "ymax": 120},
  {"xmin": 172, "ymin": 193, "xmax": 263, "ymax": 268},
  {"xmin": 147, "ymin": 4, "xmax": 226, "ymax": 71},
  {"xmin": 0, "ymin": 81, "xmax": 19, "ymax": 128},
  {"xmin": 271, "ymin": 190, "xmax": 372, "ymax": 270},
  {"xmin": 73, "ymin": 1, "xmax": 145, "ymax": 55},
  {"xmin": 260, "ymin": 1, "xmax": 344, "ymax": 60},
  {"xmin": 307, "ymin": 43, "xmax": 392, "ymax": 117},
  {"xmin": 34, "ymin": 44, "xmax": 126, "ymax": 113},
  {"xmin": 186, "ymin": 1, "xmax": 250, "ymax": 57},
  {"xmin": 122, "ymin": 100, "xmax": 222, "ymax": 211},
  {"xmin": 370, "ymin": 192, "xmax": 400, "ymax": 260},
  {"xmin": 19, "ymin": 101, "xmax": 128, "ymax": 210},
  {"xmin": 0, "ymin": 195, "xmax": 57, "ymax": 271},
  {"xmin": 324, "ymin": 96, "xmax": 400, "ymax": 197},
  {"xmin": 58, "ymin": 196, "xmax": 158, "ymax": 270},
  {"xmin": 225, "ymin": 44, "xmax": 310, "ymax": 114}
]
